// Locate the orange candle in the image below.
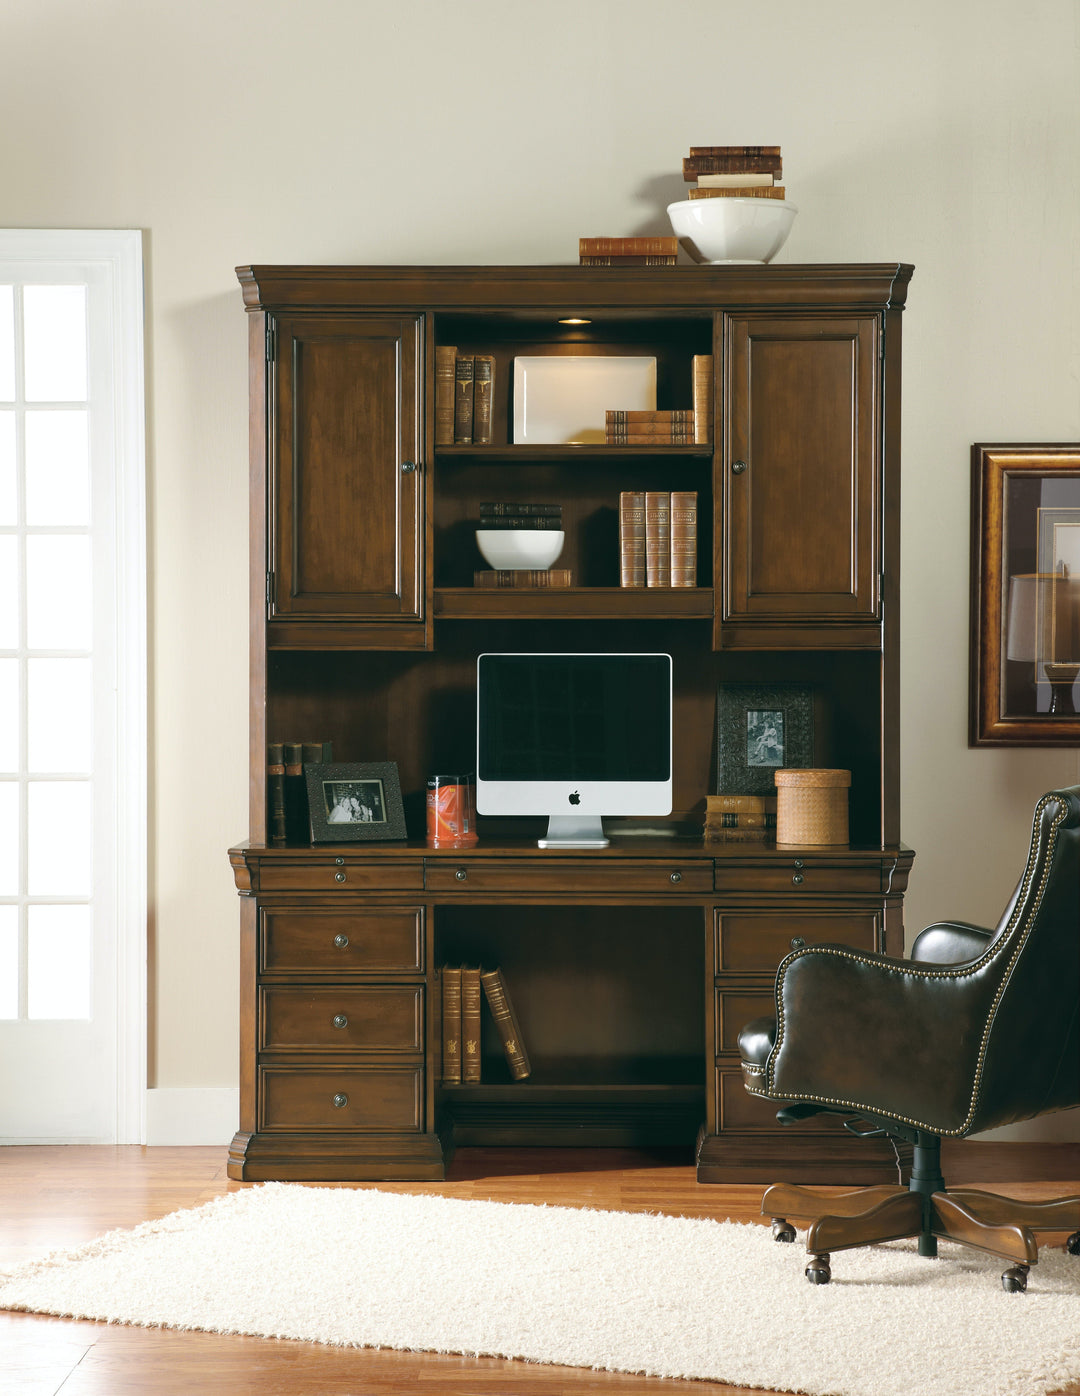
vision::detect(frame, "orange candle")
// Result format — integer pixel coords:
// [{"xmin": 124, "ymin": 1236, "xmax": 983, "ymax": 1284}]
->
[{"xmin": 426, "ymin": 775, "xmax": 478, "ymax": 848}]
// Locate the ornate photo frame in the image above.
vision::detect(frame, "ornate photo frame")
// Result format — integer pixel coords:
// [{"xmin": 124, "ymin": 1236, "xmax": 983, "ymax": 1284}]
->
[
  {"xmin": 715, "ymin": 683, "xmax": 814, "ymax": 795},
  {"xmin": 305, "ymin": 762, "xmax": 408, "ymax": 842}
]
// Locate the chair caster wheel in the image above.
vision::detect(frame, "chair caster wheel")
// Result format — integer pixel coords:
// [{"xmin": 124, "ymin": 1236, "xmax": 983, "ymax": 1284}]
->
[
  {"xmin": 772, "ymin": 1218, "xmax": 796, "ymax": 1243},
  {"xmin": 1066, "ymin": 1231, "xmax": 1080, "ymax": 1256},
  {"xmin": 806, "ymin": 1254, "xmax": 831, "ymax": 1284},
  {"xmin": 1001, "ymin": 1265, "xmax": 1029, "ymax": 1293}
]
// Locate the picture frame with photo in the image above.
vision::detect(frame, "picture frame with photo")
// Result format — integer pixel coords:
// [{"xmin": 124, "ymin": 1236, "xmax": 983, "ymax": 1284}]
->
[
  {"xmin": 304, "ymin": 762, "xmax": 408, "ymax": 843},
  {"xmin": 715, "ymin": 683, "xmax": 814, "ymax": 795}
]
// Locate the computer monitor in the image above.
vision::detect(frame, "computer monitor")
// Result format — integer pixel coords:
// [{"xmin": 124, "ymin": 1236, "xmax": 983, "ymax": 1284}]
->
[{"xmin": 476, "ymin": 652, "xmax": 673, "ymax": 849}]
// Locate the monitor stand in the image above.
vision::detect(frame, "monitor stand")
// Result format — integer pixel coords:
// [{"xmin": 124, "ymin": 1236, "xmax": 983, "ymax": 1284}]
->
[{"xmin": 538, "ymin": 815, "xmax": 609, "ymax": 850}]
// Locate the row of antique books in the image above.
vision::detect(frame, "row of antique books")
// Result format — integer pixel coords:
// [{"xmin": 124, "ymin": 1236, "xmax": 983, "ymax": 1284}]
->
[
  {"xmin": 620, "ymin": 490, "xmax": 697, "ymax": 588},
  {"xmin": 578, "ymin": 236, "xmax": 679, "ymax": 267},
  {"xmin": 441, "ymin": 966, "xmax": 531, "ymax": 1084},
  {"xmin": 703, "ymin": 793, "xmax": 777, "ymax": 844},
  {"xmin": 267, "ymin": 740, "xmax": 333, "ymax": 845},
  {"xmin": 436, "ymin": 348, "xmax": 495, "ymax": 445},
  {"xmin": 682, "ymin": 143, "xmax": 785, "ymax": 201}
]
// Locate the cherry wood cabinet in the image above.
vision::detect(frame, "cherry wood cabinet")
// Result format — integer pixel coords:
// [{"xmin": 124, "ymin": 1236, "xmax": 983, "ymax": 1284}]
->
[{"xmin": 230, "ymin": 263, "xmax": 914, "ymax": 1184}]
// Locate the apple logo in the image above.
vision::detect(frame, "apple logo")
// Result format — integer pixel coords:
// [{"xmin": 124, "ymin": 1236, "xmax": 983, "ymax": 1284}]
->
[{"xmin": 568, "ymin": 790, "xmax": 581, "ymax": 806}]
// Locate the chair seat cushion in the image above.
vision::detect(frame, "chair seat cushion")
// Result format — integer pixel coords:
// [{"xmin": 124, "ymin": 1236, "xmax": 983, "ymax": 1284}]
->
[{"xmin": 738, "ymin": 1015, "xmax": 777, "ymax": 1091}]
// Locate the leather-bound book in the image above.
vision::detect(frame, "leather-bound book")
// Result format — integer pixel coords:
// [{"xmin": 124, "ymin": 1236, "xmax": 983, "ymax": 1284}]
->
[
  {"xmin": 619, "ymin": 490, "xmax": 646, "ymax": 587},
  {"xmin": 453, "ymin": 355, "xmax": 475, "ymax": 444},
  {"xmin": 441, "ymin": 966, "xmax": 462, "ymax": 1084},
  {"xmin": 480, "ymin": 967, "xmax": 531, "ymax": 1080},
  {"xmin": 282, "ymin": 741, "xmax": 307, "ymax": 844},
  {"xmin": 579, "ymin": 236, "xmax": 678, "ymax": 257},
  {"xmin": 683, "ymin": 153, "xmax": 782, "ymax": 179},
  {"xmin": 267, "ymin": 742, "xmax": 287, "ymax": 845},
  {"xmin": 606, "ymin": 428, "xmax": 693, "ymax": 445},
  {"xmin": 579, "ymin": 255, "xmax": 678, "ymax": 266},
  {"xmin": 707, "ymin": 794, "xmax": 777, "ymax": 814},
  {"xmin": 689, "ymin": 186, "xmax": 786, "ymax": 200},
  {"xmin": 435, "ymin": 345, "xmax": 458, "ymax": 446},
  {"xmin": 645, "ymin": 492, "xmax": 671, "ymax": 587},
  {"xmin": 695, "ymin": 170, "xmax": 777, "ymax": 187},
  {"xmin": 607, "ymin": 410, "xmax": 695, "ymax": 426},
  {"xmin": 474, "ymin": 569, "xmax": 572, "ymax": 588},
  {"xmin": 480, "ymin": 502, "xmax": 562, "ymax": 517},
  {"xmin": 692, "ymin": 355, "xmax": 713, "ymax": 445},
  {"xmin": 472, "ymin": 354, "xmax": 495, "ymax": 445},
  {"xmin": 670, "ymin": 490, "xmax": 697, "ymax": 588},
  {"xmin": 461, "ymin": 967, "xmax": 482, "ymax": 1083},
  {"xmin": 704, "ymin": 811, "xmax": 776, "ymax": 830},
  {"xmin": 688, "ymin": 145, "xmax": 781, "ymax": 157}
]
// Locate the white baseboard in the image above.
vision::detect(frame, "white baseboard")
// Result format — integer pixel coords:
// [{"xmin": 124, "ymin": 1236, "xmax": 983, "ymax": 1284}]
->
[{"xmin": 145, "ymin": 1088, "xmax": 240, "ymax": 1145}]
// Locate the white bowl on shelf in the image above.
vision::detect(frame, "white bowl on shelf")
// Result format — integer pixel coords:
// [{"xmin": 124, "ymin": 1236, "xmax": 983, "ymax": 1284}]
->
[
  {"xmin": 476, "ymin": 529, "xmax": 565, "ymax": 570},
  {"xmin": 667, "ymin": 197, "xmax": 797, "ymax": 265}
]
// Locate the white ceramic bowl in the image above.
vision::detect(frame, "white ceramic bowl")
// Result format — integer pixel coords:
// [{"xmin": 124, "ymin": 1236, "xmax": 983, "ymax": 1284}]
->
[
  {"xmin": 667, "ymin": 197, "xmax": 797, "ymax": 265},
  {"xmin": 476, "ymin": 529, "xmax": 565, "ymax": 570}
]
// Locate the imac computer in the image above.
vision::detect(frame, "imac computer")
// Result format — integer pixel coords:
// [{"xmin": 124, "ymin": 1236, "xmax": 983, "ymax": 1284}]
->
[{"xmin": 476, "ymin": 652, "xmax": 673, "ymax": 849}]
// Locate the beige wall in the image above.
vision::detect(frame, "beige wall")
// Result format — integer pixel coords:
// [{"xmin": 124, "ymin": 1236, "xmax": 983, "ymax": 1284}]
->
[{"xmin": 5, "ymin": 0, "xmax": 1078, "ymax": 1137}]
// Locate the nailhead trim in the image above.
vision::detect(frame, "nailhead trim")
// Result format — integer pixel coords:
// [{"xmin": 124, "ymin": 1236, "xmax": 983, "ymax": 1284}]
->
[{"xmin": 761, "ymin": 794, "xmax": 1069, "ymax": 1136}]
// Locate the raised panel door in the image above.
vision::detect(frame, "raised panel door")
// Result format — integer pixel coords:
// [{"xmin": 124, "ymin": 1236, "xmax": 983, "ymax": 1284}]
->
[{"xmin": 269, "ymin": 314, "xmax": 422, "ymax": 622}]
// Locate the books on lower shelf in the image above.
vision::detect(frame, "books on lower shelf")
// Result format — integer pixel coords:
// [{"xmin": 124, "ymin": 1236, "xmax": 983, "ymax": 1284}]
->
[
  {"xmin": 435, "ymin": 350, "xmax": 496, "ymax": 445},
  {"xmin": 704, "ymin": 792, "xmax": 777, "ymax": 844},
  {"xmin": 440, "ymin": 965, "xmax": 531, "ymax": 1082},
  {"xmin": 620, "ymin": 490, "xmax": 697, "ymax": 588},
  {"xmin": 268, "ymin": 739, "xmax": 333, "ymax": 844},
  {"xmin": 474, "ymin": 569, "xmax": 572, "ymax": 589}
]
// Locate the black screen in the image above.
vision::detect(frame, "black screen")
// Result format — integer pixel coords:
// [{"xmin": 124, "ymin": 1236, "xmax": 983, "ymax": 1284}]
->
[{"xmin": 477, "ymin": 654, "xmax": 671, "ymax": 783}]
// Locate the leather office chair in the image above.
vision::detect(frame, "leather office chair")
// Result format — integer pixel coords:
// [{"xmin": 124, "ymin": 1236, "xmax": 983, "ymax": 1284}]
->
[{"xmin": 738, "ymin": 785, "xmax": 1080, "ymax": 1291}]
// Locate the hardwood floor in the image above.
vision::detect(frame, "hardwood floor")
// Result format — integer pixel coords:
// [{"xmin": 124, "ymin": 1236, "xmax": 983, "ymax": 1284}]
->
[{"xmin": 1, "ymin": 1143, "xmax": 1078, "ymax": 1395}]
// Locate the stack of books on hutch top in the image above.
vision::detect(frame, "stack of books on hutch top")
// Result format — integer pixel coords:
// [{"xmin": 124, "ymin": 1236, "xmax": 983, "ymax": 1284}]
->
[
  {"xmin": 619, "ymin": 490, "xmax": 697, "ymax": 587},
  {"xmin": 578, "ymin": 236, "xmax": 678, "ymax": 267},
  {"xmin": 704, "ymin": 793, "xmax": 777, "ymax": 845},
  {"xmin": 434, "ymin": 347, "xmax": 495, "ymax": 445},
  {"xmin": 441, "ymin": 966, "xmax": 531, "ymax": 1084},
  {"xmin": 682, "ymin": 144, "xmax": 785, "ymax": 201},
  {"xmin": 474, "ymin": 502, "xmax": 571, "ymax": 589}
]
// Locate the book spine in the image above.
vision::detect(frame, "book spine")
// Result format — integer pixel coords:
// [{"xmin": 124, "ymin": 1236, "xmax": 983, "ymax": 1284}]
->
[
  {"xmin": 704, "ymin": 828, "xmax": 771, "ymax": 843},
  {"xmin": 453, "ymin": 355, "xmax": 475, "ymax": 444},
  {"xmin": 606, "ymin": 410, "xmax": 695, "ymax": 425},
  {"xmin": 283, "ymin": 741, "xmax": 307, "ymax": 844},
  {"xmin": 473, "ymin": 569, "xmax": 572, "ymax": 588},
  {"xmin": 461, "ymin": 967, "xmax": 482, "ymax": 1083},
  {"xmin": 695, "ymin": 171, "xmax": 777, "ymax": 187},
  {"xmin": 480, "ymin": 968, "xmax": 531, "ymax": 1080},
  {"xmin": 578, "ymin": 255, "xmax": 678, "ymax": 266},
  {"xmin": 619, "ymin": 490, "xmax": 646, "ymax": 588},
  {"xmin": 670, "ymin": 490, "xmax": 697, "ymax": 588},
  {"xmin": 705, "ymin": 811, "xmax": 776, "ymax": 829},
  {"xmin": 441, "ymin": 966, "xmax": 462, "ymax": 1084},
  {"xmin": 477, "ymin": 516, "xmax": 563, "ymax": 530},
  {"xmin": 689, "ymin": 145, "xmax": 781, "ymax": 157},
  {"xmin": 267, "ymin": 742, "xmax": 286, "ymax": 845},
  {"xmin": 692, "ymin": 355, "xmax": 713, "ymax": 445},
  {"xmin": 606, "ymin": 431, "xmax": 693, "ymax": 445},
  {"xmin": 480, "ymin": 502, "xmax": 562, "ymax": 517},
  {"xmin": 683, "ymin": 154, "xmax": 782, "ymax": 178},
  {"xmin": 645, "ymin": 491, "xmax": 671, "ymax": 587},
  {"xmin": 578, "ymin": 236, "xmax": 678, "ymax": 256},
  {"xmin": 689, "ymin": 186, "xmax": 786, "ymax": 200},
  {"xmin": 435, "ymin": 345, "xmax": 458, "ymax": 446},
  {"xmin": 472, "ymin": 354, "xmax": 495, "ymax": 445},
  {"xmin": 706, "ymin": 794, "xmax": 777, "ymax": 813}
]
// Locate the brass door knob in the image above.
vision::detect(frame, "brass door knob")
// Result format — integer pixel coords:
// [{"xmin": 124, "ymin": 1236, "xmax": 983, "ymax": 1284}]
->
[{"xmin": 731, "ymin": 459, "xmax": 748, "ymax": 474}]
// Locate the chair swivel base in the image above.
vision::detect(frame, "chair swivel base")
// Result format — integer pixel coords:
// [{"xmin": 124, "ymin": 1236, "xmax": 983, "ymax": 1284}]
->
[{"xmin": 762, "ymin": 1181, "xmax": 1080, "ymax": 1292}]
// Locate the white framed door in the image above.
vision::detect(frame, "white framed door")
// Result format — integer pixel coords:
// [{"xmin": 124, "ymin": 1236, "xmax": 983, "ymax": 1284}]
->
[{"xmin": 0, "ymin": 231, "xmax": 146, "ymax": 1143}]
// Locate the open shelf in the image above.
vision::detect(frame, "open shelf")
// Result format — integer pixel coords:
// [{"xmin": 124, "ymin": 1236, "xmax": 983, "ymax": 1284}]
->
[
  {"xmin": 434, "ymin": 586, "xmax": 714, "ymax": 620},
  {"xmin": 436, "ymin": 445, "xmax": 713, "ymax": 461}
]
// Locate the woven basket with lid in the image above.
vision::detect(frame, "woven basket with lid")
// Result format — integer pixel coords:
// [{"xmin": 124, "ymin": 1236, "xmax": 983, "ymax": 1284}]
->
[{"xmin": 774, "ymin": 768, "xmax": 851, "ymax": 846}]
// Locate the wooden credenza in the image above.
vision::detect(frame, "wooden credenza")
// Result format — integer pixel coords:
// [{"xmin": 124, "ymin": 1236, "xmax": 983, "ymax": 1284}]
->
[{"xmin": 229, "ymin": 262, "xmax": 914, "ymax": 1184}]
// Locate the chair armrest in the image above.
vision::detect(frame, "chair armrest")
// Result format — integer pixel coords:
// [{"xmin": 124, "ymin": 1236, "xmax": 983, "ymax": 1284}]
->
[
  {"xmin": 765, "ymin": 943, "xmax": 1001, "ymax": 1134},
  {"xmin": 910, "ymin": 921, "xmax": 994, "ymax": 965}
]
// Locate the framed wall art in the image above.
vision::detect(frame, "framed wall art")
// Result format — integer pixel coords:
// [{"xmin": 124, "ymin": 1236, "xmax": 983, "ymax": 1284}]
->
[
  {"xmin": 715, "ymin": 683, "xmax": 814, "ymax": 795},
  {"xmin": 305, "ymin": 762, "xmax": 408, "ymax": 842},
  {"xmin": 970, "ymin": 444, "xmax": 1080, "ymax": 745}
]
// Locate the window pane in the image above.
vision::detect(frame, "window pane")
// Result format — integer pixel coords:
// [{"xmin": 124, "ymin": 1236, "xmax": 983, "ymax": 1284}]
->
[
  {"xmin": 27, "ymin": 904, "xmax": 91, "ymax": 1019},
  {"xmin": 0, "ymin": 657, "xmax": 17, "ymax": 772},
  {"xmin": 0, "ymin": 781, "xmax": 17, "ymax": 895},
  {"xmin": 25, "ymin": 411, "xmax": 90, "ymax": 526},
  {"xmin": 28, "ymin": 781, "xmax": 91, "ymax": 895},
  {"xmin": 0, "ymin": 905, "xmax": 17, "ymax": 1019},
  {"xmin": 23, "ymin": 286, "xmax": 87, "ymax": 403},
  {"xmin": 0, "ymin": 535, "xmax": 16, "ymax": 648},
  {"xmin": 0, "ymin": 410, "xmax": 14, "ymax": 525},
  {"xmin": 0, "ymin": 286, "xmax": 13, "ymax": 401},
  {"xmin": 28, "ymin": 659, "xmax": 91, "ymax": 773},
  {"xmin": 26, "ymin": 535, "xmax": 91, "ymax": 649}
]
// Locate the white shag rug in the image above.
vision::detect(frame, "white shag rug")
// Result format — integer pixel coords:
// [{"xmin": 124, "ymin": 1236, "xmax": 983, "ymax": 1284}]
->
[{"xmin": 1, "ymin": 1183, "xmax": 1078, "ymax": 1396}]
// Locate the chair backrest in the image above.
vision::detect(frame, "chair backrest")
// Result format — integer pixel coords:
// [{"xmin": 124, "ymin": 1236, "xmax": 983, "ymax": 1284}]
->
[{"xmin": 968, "ymin": 785, "xmax": 1080, "ymax": 1133}]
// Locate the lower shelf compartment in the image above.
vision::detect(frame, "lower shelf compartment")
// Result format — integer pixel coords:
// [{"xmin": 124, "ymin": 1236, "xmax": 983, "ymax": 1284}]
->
[{"xmin": 442, "ymin": 1082, "xmax": 705, "ymax": 1147}]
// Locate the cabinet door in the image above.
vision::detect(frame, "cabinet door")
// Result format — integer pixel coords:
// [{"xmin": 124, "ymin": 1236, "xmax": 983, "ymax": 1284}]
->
[
  {"xmin": 723, "ymin": 314, "xmax": 880, "ymax": 625},
  {"xmin": 270, "ymin": 314, "xmax": 422, "ymax": 622}
]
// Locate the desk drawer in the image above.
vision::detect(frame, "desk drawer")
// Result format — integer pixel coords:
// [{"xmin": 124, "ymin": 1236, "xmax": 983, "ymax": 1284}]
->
[
  {"xmin": 260, "ymin": 986, "xmax": 423, "ymax": 1053},
  {"xmin": 715, "ymin": 910, "xmax": 880, "ymax": 975},
  {"xmin": 258, "ymin": 860, "xmax": 424, "ymax": 892},
  {"xmin": 260, "ymin": 908, "xmax": 424, "ymax": 974},
  {"xmin": 715, "ymin": 1068, "xmax": 836, "ymax": 1133},
  {"xmin": 714, "ymin": 861, "xmax": 882, "ymax": 895},
  {"xmin": 259, "ymin": 1064, "xmax": 423, "ymax": 1132},
  {"xmin": 715, "ymin": 987, "xmax": 776, "ymax": 1054},
  {"xmin": 426, "ymin": 859, "xmax": 712, "ymax": 895}
]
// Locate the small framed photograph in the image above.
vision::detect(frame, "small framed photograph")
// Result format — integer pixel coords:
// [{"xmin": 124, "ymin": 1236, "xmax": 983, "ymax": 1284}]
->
[
  {"xmin": 716, "ymin": 684, "xmax": 814, "ymax": 794},
  {"xmin": 305, "ymin": 762, "xmax": 408, "ymax": 843}
]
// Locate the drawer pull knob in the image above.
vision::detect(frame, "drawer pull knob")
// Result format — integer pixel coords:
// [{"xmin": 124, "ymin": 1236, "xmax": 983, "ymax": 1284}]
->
[
  {"xmin": 401, "ymin": 459, "xmax": 417, "ymax": 474},
  {"xmin": 793, "ymin": 859, "xmax": 804, "ymax": 869},
  {"xmin": 334, "ymin": 871, "xmax": 346, "ymax": 883},
  {"xmin": 455, "ymin": 868, "xmax": 467, "ymax": 882},
  {"xmin": 335, "ymin": 856, "xmax": 345, "ymax": 866},
  {"xmin": 792, "ymin": 873, "xmax": 804, "ymax": 885},
  {"xmin": 791, "ymin": 936, "xmax": 807, "ymax": 950},
  {"xmin": 670, "ymin": 871, "xmax": 682, "ymax": 883},
  {"xmin": 333, "ymin": 934, "xmax": 349, "ymax": 949},
  {"xmin": 731, "ymin": 459, "xmax": 748, "ymax": 474},
  {"xmin": 332, "ymin": 1093, "xmax": 348, "ymax": 1108},
  {"xmin": 332, "ymin": 1013, "xmax": 348, "ymax": 1029}
]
